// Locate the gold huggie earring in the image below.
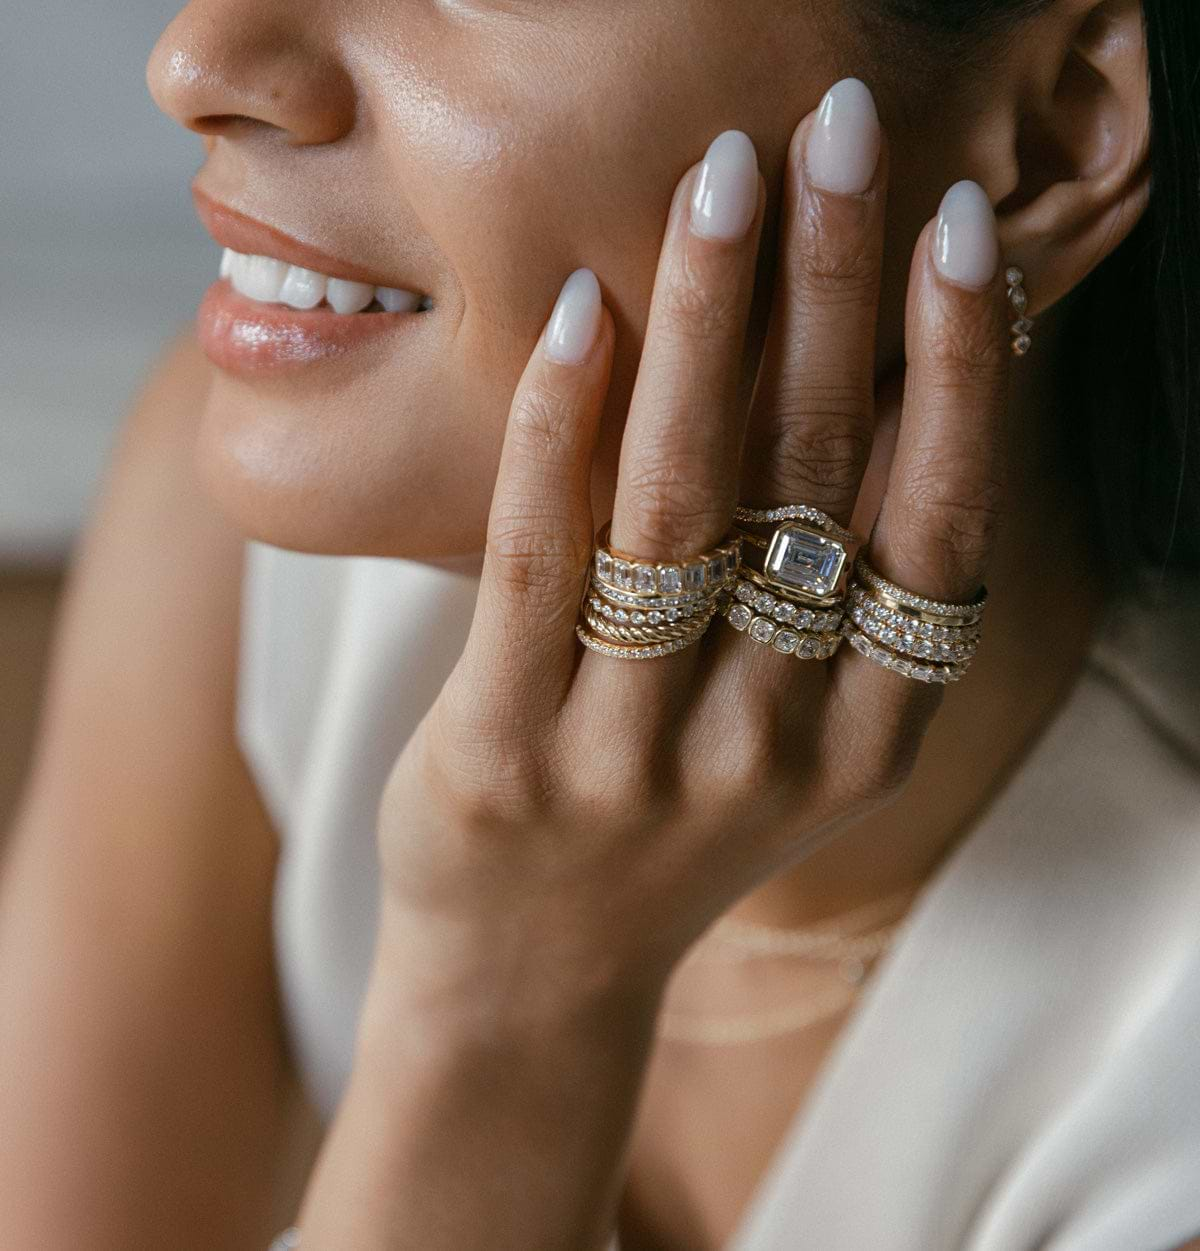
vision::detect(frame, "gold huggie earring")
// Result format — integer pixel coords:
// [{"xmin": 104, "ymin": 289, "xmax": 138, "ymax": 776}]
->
[{"xmin": 1006, "ymin": 265, "xmax": 1033, "ymax": 356}]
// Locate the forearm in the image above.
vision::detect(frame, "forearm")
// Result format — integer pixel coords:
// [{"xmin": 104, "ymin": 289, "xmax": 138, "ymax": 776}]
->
[{"xmin": 295, "ymin": 904, "xmax": 665, "ymax": 1251}]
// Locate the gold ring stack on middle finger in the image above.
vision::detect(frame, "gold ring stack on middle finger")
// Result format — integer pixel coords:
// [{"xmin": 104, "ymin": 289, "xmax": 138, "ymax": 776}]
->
[
  {"xmin": 578, "ymin": 522, "xmax": 743, "ymax": 660},
  {"xmin": 723, "ymin": 502, "xmax": 860, "ymax": 660}
]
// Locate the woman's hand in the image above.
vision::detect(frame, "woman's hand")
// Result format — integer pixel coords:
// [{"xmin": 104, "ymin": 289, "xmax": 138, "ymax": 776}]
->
[{"xmin": 374, "ymin": 82, "xmax": 1010, "ymax": 1013}]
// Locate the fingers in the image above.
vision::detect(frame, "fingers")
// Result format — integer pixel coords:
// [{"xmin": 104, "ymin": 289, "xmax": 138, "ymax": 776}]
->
[
  {"xmin": 741, "ymin": 78, "xmax": 888, "ymax": 531},
  {"xmin": 609, "ymin": 130, "xmax": 766, "ymax": 561},
  {"xmin": 458, "ymin": 269, "xmax": 614, "ymax": 723},
  {"xmin": 869, "ymin": 179, "xmax": 1009, "ymax": 607},
  {"xmin": 828, "ymin": 179, "xmax": 1010, "ymax": 737}
]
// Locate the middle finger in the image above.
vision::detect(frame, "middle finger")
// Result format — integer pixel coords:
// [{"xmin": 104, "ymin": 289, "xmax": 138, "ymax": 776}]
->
[{"xmin": 740, "ymin": 77, "xmax": 887, "ymax": 532}]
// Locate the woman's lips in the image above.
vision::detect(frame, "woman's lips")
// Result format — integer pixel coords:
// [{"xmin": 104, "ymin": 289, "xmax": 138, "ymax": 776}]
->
[{"xmin": 197, "ymin": 278, "xmax": 424, "ymax": 375}]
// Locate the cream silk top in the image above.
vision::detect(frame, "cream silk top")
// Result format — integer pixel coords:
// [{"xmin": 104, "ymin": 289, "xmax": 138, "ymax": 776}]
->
[{"xmin": 237, "ymin": 541, "xmax": 1200, "ymax": 1251}]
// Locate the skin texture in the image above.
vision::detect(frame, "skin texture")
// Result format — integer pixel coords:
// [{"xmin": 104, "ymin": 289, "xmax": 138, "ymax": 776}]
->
[{"xmin": 0, "ymin": 2, "xmax": 1175, "ymax": 1250}]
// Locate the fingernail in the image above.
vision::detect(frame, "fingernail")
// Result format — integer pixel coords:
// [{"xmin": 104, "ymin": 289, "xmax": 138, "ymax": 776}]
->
[
  {"xmin": 690, "ymin": 130, "xmax": 759, "ymax": 241},
  {"xmin": 933, "ymin": 180, "xmax": 1000, "ymax": 289},
  {"xmin": 805, "ymin": 78, "xmax": 881, "ymax": 196},
  {"xmin": 544, "ymin": 268, "xmax": 602, "ymax": 365}
]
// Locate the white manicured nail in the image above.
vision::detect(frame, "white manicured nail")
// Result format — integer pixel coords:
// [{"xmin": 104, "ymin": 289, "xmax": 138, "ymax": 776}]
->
[
  {"xmin": 806, "ymin": 78, "xmax": 881, "ymax": 196},
  {"xmin": 544, "ymin": 268, "xmax": 602, "ymax": 365},
  {"xmin": 933, "ymin": 180, "xmax": 1000, "ymax": 289},
  {"xmin": 690, "ymin": 130, "xmax": 759, "ymax": 241}
]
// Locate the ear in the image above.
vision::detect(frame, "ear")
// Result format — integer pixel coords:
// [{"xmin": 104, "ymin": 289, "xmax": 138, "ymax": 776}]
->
[{"xmin": 992, "ymin": 0, "xmax": 1151, "ymax": 318}]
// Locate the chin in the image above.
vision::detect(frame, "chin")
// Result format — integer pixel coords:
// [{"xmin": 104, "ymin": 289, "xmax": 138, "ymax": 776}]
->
[{"xmin": 194, "ymin": 378, "xmax": 498, "ymax": 560}]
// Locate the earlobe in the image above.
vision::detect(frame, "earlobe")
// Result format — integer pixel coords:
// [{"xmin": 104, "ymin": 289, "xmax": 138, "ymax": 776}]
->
[{"xmin": 993, "ymin": 0, "xmax": 1150, "ymax": 318}]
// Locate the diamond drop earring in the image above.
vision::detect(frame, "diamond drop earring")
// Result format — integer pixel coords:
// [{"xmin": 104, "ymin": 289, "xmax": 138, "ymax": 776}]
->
[{"xmin": 1006, "ymin": 265, "xmax": 1033, "ymax": 356}]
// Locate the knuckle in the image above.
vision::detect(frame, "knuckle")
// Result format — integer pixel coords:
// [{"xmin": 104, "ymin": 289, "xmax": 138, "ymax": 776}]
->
[
  {"xmin": 659, "ymin": 271, "xmax": 744, "ymax": 342},
  {"xmin": 790, "ymin": 200, "xmax": 881, "ymax": 297},
  {"xmin": 487, "ymin": 509, "xmax": 591, "ymax": 599},
  {"xmin": 509, "ymin": 382, "xmax": 578, "ymax": 457},
  {"xmin": 897, "ymin": 456, "xmax": 1005, "ymax": 573},
  {"xmin": 918, "ymin": 313, "xmax": 1008, "ymax": 383},
  {"xmin": 621, "ymin": 456, "xmax": 730, "ymax": 552},
  {"xmin": 767, "ymin": 407, "xmax": 873, "ymax": 502}
]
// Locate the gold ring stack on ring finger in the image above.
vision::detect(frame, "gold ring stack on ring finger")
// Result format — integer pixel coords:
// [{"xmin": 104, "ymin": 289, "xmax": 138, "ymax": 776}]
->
[
  {"xmin": 577, "ymin": 523, "xmax": 742, "ymax": 661},
  {"xmin": 840, "ymin": 552, "xmax": 988, "ymax": 683}
]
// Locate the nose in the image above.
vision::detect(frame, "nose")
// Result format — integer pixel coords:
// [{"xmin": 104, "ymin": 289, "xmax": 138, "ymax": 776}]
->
[{"xmin": 147, "ymin": 0, "xmax": 355, "ymax": 146}]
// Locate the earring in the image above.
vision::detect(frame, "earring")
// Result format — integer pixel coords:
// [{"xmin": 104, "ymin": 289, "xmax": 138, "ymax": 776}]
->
[{"xmin": 1006, "ymin": 265, "xmax": 1033, "ymax": 356}]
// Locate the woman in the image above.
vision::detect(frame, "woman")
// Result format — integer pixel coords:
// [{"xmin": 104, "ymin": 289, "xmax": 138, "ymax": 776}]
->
[{"xmin": 1, "ymin": 0, "xmax": 1197, "ymax": 1246}]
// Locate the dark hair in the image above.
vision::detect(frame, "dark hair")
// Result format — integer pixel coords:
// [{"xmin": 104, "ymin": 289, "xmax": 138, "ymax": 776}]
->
[{"xmin": 880, "ymin": 0, "xmax": 1200, "ymax": 589}]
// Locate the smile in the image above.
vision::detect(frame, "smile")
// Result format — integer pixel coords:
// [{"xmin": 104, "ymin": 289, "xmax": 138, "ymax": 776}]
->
[{"xmin": 220, "ymin": 247, "xmax": 433, "ymax": 316}]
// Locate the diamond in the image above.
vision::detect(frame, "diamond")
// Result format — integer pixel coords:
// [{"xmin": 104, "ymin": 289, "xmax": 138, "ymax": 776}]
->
[
  {"xmin": 736, "ymin": 582, "xmax": 755, "ymax": 604},
  {"xmin": 892, "ymin": 658, "xmax": 913, "ymax": 675},
  {"xmin": 684, "ymin": 563, "xmax": 706, "ymax": 592},
  {"xmin": 707, "ymin": 556, "xmax": 726, "ymax": 585},
  {"xmin": 614, "ymin": 609, "xmax": 629, "ymax": 623},
  {"xmin": 613, "ymin": 560, "xmax": 633, "ymax": 589},
  {"xmin": 912, "ymin": 665, "xmax": 934, "ymax": 681},
  {"xmin": 916, "ymin": 640, "xmax": 934, "ymax": 658},
  {"xmin": 902, "ymin": 633, "xmax": 916, "ymax": 650},
  {"xmin": 659, "ymin": 566, "xmax": 682, "ymax": 594},
  {"xmin": 773, "ymin": 630, "xmax": 800, "ymax": 654},
  {"xmin": 749, "ymin": 617, "xmax": 778, "ymax": 644},
  {"xmin": 798, "ymin": 637, "xmax": 819, "ymax": 659},
  {"xmin": 1014, "ymin": 334, "xmax": 1032, "ymax": 356},
  {"xmin": 1010, "ymin": 286, "xmax": 1028, "ymax": 314},
  {"xmin": 1012, "ymin": 317, "xmax": 1033, "ymax": 335},
  {"xmin": 882, "ymin": 628, "xmax": 899, "ymax": 646},
  {"xmin": 601, "ymin": 604, "xmax": 615, "ymax": 619},
  {"xmin": 764, "ymin": 525, "xmax": 847, "ymax": 598},
  {"xmin": 753, "ymin": 591, "xmax": 775, "ymax": 614},
  {"xmin": 631, "ymin": 612, "xmax": 646, "ymax": 625},
  {"xmin": 595, "ymin": 551, "xmax": 614, "ymax": 582},
  {"xmin": 796, "ymin": 609, "xmax": 814, "ymax": 630},
  {"xmin": 1005, "ymin": 266, "xmax": 1024, "ymax": 286},
  {"xmin": 590, "ymin": 598, "xmax": 602, "ymax": 612},
  {"xmin": 773, "ymin": 601, "xmax": 796, "ymax": 623},
  {"xmin": 633, "ymin": 564, "xmax": 657, "ymax": 593},
  {"xmin": 727, "ymin": 604, "xmax": 753, "ymax": 631},
  {"xmin": 648, "ymin": 611, "xmax": 663, "ymax": 625},
  {"xmin": 666, "ymin": 608, "xmax": 680, "ymax": 622}
]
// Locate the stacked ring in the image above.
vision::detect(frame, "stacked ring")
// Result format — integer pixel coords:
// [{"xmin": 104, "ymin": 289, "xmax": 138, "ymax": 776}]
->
[
  {"xmin": 722, "ymin": 567, "xmax": 844, "ymax": 660},
  {"xmin": 577, "ymin": 524, "xmax": 741, "ymax": 661},
  {"xmin": 733, "ymin": 501, "xmax": 860, "ymax": 604},
  {"xmin": 840, "ymin": 553, "xmax": 987, "ymax": 683}
]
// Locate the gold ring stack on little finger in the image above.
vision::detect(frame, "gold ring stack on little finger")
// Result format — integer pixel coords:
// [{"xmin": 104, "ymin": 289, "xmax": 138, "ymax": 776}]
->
[
  {"xmin": 724, "ymin": 502, "xmax": 859, "ymax": 660},
  {"xmin": 577, "ymin": 522, "xmax": 742, "ymax": 660},
  {"xmin": 841, "ymin": 552, "xmax": 988, "ymax": 683}
]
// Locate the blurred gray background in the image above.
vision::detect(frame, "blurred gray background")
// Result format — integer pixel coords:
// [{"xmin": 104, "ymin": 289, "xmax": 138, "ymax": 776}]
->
[{"xmin": 2, "ymin": 0, "xmax": 216, "ymax": 567}]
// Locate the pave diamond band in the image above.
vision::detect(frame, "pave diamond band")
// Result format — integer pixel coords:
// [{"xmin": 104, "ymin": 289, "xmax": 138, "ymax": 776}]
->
[
  {"xmin": 851, "ymin": 553, "xmax": 987, "ymax": 623},
  {"xmin": 842, "ymin": 553, "xmax": 985, "ymax": 683},
  {"xmin": 734, "ymin": 503, "xmax": 859, "ymax": 545}
]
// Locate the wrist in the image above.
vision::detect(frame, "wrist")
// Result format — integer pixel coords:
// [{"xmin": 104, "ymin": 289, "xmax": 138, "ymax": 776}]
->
[{"xmin": 359, "ymin": 897, "xmax": 670, "ymax": 1050}]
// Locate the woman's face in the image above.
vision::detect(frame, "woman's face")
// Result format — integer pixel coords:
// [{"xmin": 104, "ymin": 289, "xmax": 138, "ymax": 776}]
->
[{"xmin": 149, "ymin": 1, "xmax": 963, "ymax": 558}]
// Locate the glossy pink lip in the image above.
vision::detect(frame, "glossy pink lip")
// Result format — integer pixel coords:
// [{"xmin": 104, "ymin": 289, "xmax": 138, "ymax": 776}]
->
[
  {"xmin": 192, "ymin": 186, "xmax": 421, "ymax": 291},
  {"xmin": 197, "ymin": 279, "xmax": 424, "ymax": 375},
  {"xmin": 190, "ymin": 188, "xmax": 429, "ymax": 376}
]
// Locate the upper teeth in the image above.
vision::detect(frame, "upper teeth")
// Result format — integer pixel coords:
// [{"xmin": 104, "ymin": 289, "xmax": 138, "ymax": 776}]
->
[{"xmin": 220, "ymin": 248, "xmax": 427, "ymax": 314}]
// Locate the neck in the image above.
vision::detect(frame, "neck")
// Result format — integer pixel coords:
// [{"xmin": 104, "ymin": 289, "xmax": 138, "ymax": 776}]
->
[{"xmin": 723, "ymin": 301, "xmax": 1110, "ymax": 933}]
